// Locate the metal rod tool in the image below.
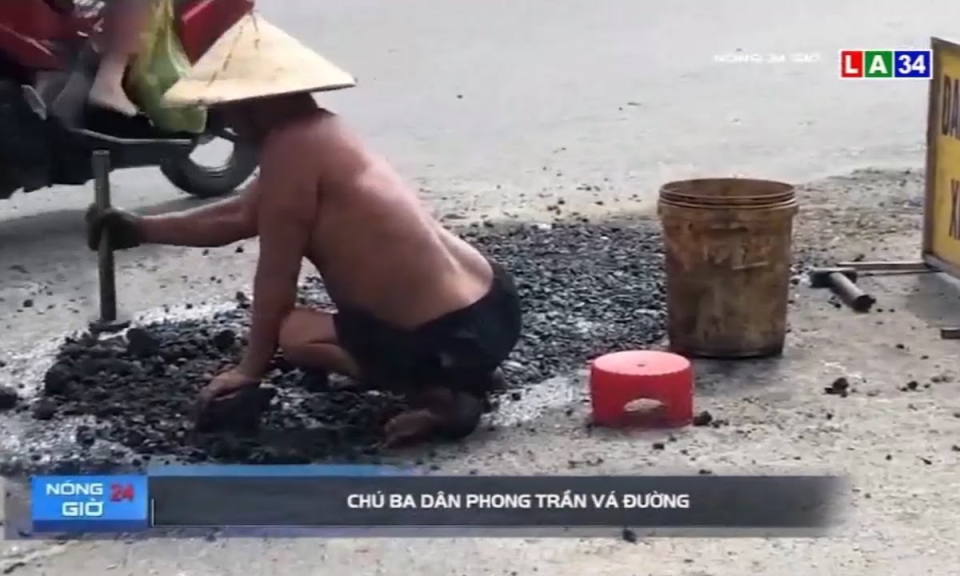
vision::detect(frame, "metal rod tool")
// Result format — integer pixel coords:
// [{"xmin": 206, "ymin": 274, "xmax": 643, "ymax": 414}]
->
[
  {"xmin": 90, "ymin": 150, "xmax": 129, "ymax": 333},
  {"xmin": 837, "ymin": 260, "xmax": 930, "ymax": 272},
  {"xmin": 835, "ymin": 260, "xmax": 931, "ymax": 273},
  {"xmin": 809, "ymin": 267, "xmax": 876, "ymax": 313}
]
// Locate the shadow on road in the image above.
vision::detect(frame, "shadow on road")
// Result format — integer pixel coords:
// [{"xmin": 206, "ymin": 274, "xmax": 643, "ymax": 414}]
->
[{"xmin": 903, "ymin": 272, "xmax": 960, "ymax": 328}]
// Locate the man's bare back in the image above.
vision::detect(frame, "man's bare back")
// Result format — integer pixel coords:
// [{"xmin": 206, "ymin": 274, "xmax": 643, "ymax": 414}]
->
[
  {"xmin": 85, "ymin": 95, "xmax": 523, "ymax": 446},
  {"xmin": 287, "ymin": 111, "xmax": 493, "ymax": 327}
]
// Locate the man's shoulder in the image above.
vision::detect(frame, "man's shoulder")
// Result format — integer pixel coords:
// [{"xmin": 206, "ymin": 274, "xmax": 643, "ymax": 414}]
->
[
  {"xmin": 258, "ymin": 128, "xmax": 317, "ymax": 185},
  {"xmin": 266, "ymin": 111, "xmax": 341, "ymax": 153}
]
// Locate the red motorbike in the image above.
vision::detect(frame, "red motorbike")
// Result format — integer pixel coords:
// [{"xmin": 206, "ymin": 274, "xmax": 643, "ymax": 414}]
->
[{"xmin": 0, "ymin": 0, "xmax": 258, "ymax": 201}]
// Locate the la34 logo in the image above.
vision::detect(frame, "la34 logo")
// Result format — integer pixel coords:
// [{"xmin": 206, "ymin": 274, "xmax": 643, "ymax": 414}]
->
[{"xmin": 840, "ymin": 50, "xmax": 931, "ymax": 78}]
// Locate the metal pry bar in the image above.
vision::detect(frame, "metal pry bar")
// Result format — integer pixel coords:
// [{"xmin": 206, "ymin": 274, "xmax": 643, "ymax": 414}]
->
[{"xmin": 90, "ymin": 150, "xmax": 129, "ymax": 333}]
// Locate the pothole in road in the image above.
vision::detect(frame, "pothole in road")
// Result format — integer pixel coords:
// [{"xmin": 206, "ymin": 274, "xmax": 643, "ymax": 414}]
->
[{"xmin": 0, "ymin": 219, "xmax": 670, "ymax": 472}]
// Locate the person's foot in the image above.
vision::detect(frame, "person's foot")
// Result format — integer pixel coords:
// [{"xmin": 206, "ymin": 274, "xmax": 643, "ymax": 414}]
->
[
  {"xmin": 88, "ymin": 82, "xmax": 138, "ymax": 117},
  {"xmin": 384, "ymin": 408, "xmax": 445, "ymax": 447},
  {"xmin": 384, "ymin": 388, "xmax": 484, "ymax": 447}
]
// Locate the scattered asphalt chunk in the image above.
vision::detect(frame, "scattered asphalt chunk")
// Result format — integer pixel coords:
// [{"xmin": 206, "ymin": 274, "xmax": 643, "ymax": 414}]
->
[
  {"xmin": 692, "ymin": 411, "xmax": 714, "ymax": 426},
  {"xmin": 0, "ymin": 386, "xmax": 19, "ymax": 411},
  {"xmin": 32, "ymin": 400, "xmax": 56, "ymax": 421},
  {"xmin": 824, "ymin": 377, "xmax": 850, "ymax": 397},
  {"xmin": 126, "ymin": 328, "xmax": 160, "ymax": 358}
]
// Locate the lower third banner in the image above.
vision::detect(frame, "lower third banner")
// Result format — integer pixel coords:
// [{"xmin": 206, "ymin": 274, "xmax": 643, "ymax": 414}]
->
[{"xmin": 148, "ymin": 475, "xmax": 844, "ymax": 534}]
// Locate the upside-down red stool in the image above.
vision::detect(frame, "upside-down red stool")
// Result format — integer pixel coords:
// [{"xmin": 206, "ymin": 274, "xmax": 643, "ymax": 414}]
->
[{"xmin": 589, "ymin": 350, "xmax": 693, "ymax": 428}]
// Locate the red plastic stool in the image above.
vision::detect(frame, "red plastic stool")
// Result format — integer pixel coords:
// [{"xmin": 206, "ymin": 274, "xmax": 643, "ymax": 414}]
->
[{"xmin": 589, "ymin": 350, "xmax": 693, "ymax": 428}]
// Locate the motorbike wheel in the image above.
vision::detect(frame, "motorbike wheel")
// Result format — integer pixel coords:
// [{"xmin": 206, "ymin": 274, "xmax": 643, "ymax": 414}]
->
[{"xmin": 160, "ymin": 138, "xmax": 258, "ymax": 199}]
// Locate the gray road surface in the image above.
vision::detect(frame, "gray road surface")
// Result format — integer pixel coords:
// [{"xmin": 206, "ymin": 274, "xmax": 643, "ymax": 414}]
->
[
  {"xmin": 2, "ymin": 0, "xmax": 950, "ymax": 349},
  {"xmin": 2, "ymin": 0, "xmax": 960, "ymax": 574},
  {"xmin": 2, "ymin": 0, "xmax": 947, "ymax": 223}
]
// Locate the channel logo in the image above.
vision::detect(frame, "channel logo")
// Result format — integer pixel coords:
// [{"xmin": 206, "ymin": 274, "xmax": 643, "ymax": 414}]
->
[
  {"xmin": 840, "ymin": 50, "xmax": 932, "ymax": 79},
  {"xmin": 30, "ymin": 475, "xmax": 148, "ymax": 533}
]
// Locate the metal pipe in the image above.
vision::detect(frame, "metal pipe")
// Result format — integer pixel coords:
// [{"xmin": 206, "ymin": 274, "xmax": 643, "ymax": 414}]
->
[
  {"xmin": 828, "ymin": 272, "xmax": 875, "ymax": 312},
  {"xmin": 92, "ymin": 150, "xmax": 117, "ymax": 323},
  {"xmin": 835, "ymin": 260, "xmax": 929, "ymax": 272}
]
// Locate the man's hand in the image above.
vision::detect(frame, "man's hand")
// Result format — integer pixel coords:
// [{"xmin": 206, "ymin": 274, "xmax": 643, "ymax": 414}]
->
[
  {"xmin": 85, "ymin": 205, "xmax": 142, "ymax": 251},
  {"xmin": 194, "ymin": 367, "xmax": 272, "ymax": 434},
  {"xmin": 198, "ymin": 367, "xmax": 261, "ymax": 407}
]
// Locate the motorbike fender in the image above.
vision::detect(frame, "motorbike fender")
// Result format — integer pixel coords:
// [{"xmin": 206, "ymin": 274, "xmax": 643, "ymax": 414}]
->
[
  {"xmin": 0, "ymin": 0, "xmax": 65, "ymax": 71},
  {"xmin": 0, "ymin": 23, "xmax": 60, "ymax": 71},
  {"xmin": 178, "ymin": 0, "xmax": 254, "ymax": 62}
]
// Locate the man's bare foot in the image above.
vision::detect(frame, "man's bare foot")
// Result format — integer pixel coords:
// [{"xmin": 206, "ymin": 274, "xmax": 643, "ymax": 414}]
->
[
  {"xmin": 88, "ymin": 82, "xmax": 138, "ymax": 117},
  {"xmin": 383, "ymin": 388, "xmax": 485, "ymax": 447},
  {"xmin": 384, "ymin": 409, "xmax": 445, "ymax": 447}
]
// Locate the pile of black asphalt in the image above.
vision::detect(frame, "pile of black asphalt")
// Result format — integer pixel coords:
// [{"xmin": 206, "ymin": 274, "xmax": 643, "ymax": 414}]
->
[{"xmin": 5, "ymin": 219, "xmax": 671, "ymax": 471}]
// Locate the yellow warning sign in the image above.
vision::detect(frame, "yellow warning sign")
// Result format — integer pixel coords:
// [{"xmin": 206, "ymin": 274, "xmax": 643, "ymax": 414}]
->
[{"xmin": 925, "ymin": 38, "xmax": 960, "ymax": 276}]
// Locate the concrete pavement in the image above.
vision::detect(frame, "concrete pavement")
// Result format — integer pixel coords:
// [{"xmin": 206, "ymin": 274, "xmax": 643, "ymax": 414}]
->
[
  {"xmin": 3, "ymin": 0, "xmax": 952, "ymax": 352},
  {"xmin": 3, "ymin": 0, "xmax": 960, "ymax": 574}
]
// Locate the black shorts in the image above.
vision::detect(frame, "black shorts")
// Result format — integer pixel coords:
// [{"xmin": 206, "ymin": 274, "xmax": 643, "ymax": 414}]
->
[{"xmin": 333, "ymin": 262, "xmax": 522, "ymax": 397}]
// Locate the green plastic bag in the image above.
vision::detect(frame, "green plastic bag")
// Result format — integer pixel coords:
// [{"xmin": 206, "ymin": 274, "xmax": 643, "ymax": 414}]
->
[{"xmin": 127, "ymin": 0, "xmax": 207, "ymax": 134}]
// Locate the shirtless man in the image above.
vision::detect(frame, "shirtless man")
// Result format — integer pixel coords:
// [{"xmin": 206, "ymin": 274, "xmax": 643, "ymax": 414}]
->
[{"xmin": 85, "ymin": 93, "xmax": 523, "ymax": 446}]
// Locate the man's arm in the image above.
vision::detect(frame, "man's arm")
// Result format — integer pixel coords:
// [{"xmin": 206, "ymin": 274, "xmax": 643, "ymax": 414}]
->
[
  {"xmin": 235, "ymin": 139, "xmax": 316, "ymax": 378},
  {"xmin": 138, "ymin": 179, "xmax": 262, "ymax": 247}
]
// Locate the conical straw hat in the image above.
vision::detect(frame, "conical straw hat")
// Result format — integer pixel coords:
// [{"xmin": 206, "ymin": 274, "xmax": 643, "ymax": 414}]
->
[{"xmin": 162, "ymin": 13, "xmax": 356, "ymax": 107}]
